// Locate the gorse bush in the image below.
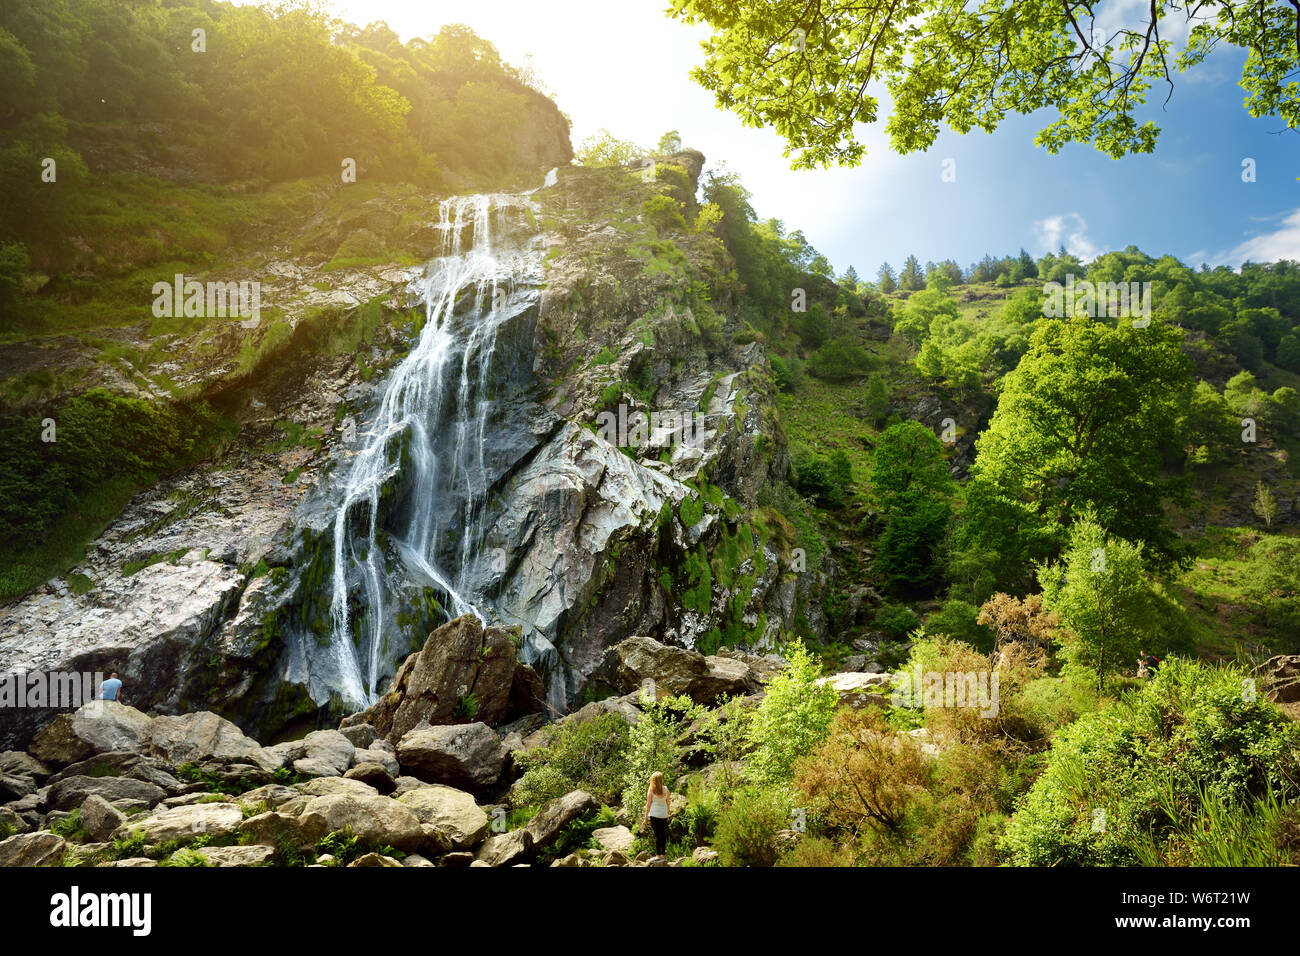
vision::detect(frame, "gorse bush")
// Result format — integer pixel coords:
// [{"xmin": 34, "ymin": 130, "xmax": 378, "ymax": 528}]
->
[{"xmin": 1000, "ymin": 657, "xmax": 1300, "ymax": 866}]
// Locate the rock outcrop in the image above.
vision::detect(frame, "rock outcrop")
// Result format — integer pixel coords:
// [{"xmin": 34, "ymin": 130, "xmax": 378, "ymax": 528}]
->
[
  {"xmin": 587, "ymin": 635, "xmax": 763, "ymax": 704},
  {"xmin": 342, "ymin": 616, "xmax": 544, "ymax": 743}
]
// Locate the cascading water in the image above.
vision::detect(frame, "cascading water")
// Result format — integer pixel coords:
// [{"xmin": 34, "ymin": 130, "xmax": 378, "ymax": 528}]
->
[{"xmin": 321, "ymin": 189, "xmax": 547, "ymax": 710}]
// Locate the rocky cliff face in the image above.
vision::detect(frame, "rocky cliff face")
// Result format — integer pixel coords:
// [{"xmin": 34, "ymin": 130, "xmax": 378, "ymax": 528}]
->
[{"xmin": 0, "ymin": 151, "xmax": 829, "ymax": 749}]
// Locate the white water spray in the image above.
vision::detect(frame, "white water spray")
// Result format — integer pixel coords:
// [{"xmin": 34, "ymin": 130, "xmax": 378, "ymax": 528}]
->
[{"xmin": 324, "ymin": 193, "xmax": 543, "ymax": 708}]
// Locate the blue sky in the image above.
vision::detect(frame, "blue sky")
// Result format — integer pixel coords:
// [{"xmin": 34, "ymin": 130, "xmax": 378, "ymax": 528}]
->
[{"xmin": 314, "ymin": 0, "xmax": 1300, "ymax": 278}]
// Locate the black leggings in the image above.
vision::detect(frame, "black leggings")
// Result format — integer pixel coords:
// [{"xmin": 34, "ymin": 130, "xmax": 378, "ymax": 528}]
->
[{"xmin": 649, "ymin": 816, "xmax": 667, "ymax": 856}]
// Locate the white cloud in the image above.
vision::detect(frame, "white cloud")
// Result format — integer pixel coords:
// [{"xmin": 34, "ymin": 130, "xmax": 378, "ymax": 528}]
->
[
  {"xmin": 1196, "ymin": 208, "xmax": 1300, "ymax": 267},
  {"xmin": 1034, "ymin": 212, "xmax": 1102, "ymax": 261}
]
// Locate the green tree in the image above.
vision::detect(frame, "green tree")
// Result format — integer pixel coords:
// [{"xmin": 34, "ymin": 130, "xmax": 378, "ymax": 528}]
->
[
  {"xmin": 575, "ymin": 128, "xmax": 644, "ymax": 166},
  {"xmin": 898, "ymin": 254, "xmax": 924, "ymax": 291},
  {"xmin": 1037, "ymin": 510, "xmax": 1189, "ymax": 691},
  {"xmin": 955, "ymin": 316, "xmax": 1193, "ymax": 586},
  {"xmin": 657, "ymin": 129, "xmax": 683, "ymax": 152},
  {"xmin": 620, "ymin": 693, "xmax": 705, "ymax": 820},
  {"xmin": 668, "ymin": 0, "xmax": 1299, "ymax": 166},
  {"xmin": 877, "ymin": 261, "xmax": 897, "ymax": 294},
  {"xmin": 745, "ymin": 639, "xmax": 838, "ymax": 786},
  {"xmin": 869, "ymin": 421, "xmax": 956, "ymax": 589},
  {"xmin": 893, "ymin": 286, "xmax": 958, "ymax": 345}
]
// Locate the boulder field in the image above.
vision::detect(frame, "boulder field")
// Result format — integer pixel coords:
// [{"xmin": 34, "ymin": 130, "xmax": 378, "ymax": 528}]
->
[{"xmin": 1, "ymin": 624, "xmax": 890, "ymax": 868}]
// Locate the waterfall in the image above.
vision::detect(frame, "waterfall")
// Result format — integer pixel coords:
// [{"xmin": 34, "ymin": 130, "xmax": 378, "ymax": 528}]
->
[{"xmin": 322, "ymin": 190, "xmax": 545, "ymax": 709}]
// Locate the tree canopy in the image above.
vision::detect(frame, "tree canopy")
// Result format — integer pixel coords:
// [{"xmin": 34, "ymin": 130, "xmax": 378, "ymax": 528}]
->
[{"xmin": 668, "ymin": 0, "xmax": 1300, "ymax": 167}]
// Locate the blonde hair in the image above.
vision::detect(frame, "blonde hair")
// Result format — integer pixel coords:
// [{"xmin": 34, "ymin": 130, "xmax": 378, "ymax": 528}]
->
[{"xmin": 650, "ymin": 771, "xmax": 665, "ymax": 794}]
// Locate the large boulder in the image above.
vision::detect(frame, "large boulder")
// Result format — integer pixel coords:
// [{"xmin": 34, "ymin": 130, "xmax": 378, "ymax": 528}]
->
[
  {"xmin": 591, "ymin": 825, "xmax": 634, "ymax": 854},
  {"xmin": 291, "ymin": 730, "xmax": 355, "ymax": 778},
  {"xmin": 297, "ymin": 793, "xmax": 425, "ymax": 853},
  {"xmin": 342, "ymin": 615, "xmax": 545, "ymax": 742},
  {"xmin": 193, "ymin": 845, "xmax": 275, "ymax": 867},
  {"xmin": 28, "ymin": 702, "xmax": 152, "ymax": 767},
  {"xmin": 147, "ymin": 712, "xmax": 280, "ymax": 773},
  {"xmin": 0, "ymin": 831, "xmax": 67, "ymax": 866},
  {"xmin": 295, "ymin": 776, "xmax": 378, "ymax": 800},
  {"xmin": 397, "ymin": 785, "xmax": 490, "ymax": 850},
  {"xmin": 589, "ymin": 636, "xmax": 758, "ymax": 704},
  {"xmin": 0, "ymin": 751, "xmax": 50, "ymax": 782},
  {"xmin": 50, "ymin": 752, "xmax": 183, "ymax": 793},
  {"xmin": 525, "ymin": 790, "xmax": 598, "ymax": 849},
  {"xmin": 48, "ymin": 775, "xmax": 167, "ymax": 812},
  {"xmin": 396, "ymin": 722, "xmax": 508, "ymax": 797},
  {"xmin": 79, "ymin": 794, "xmax": 127, "ymax": 842},
  {"xmin": 120, "ymin": 803, "xmax": 244, "ymax": 846},
  {"xmin": 239, "ymin": 811, "xmax": 314, "ymax": 853}
]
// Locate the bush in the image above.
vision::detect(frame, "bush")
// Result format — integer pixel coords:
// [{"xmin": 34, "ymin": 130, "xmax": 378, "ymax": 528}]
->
[
  {"xmin": 745, "ymin": 639, "xmax": 838, "ymax": 786},
  {"xmin": 922, "ymin": 599, "xmax": 994, "ymax": 652},
  {"xmin": 1001, "ymin": 657, "xmax": 1300, "ymax": 866},
  {"xmin": 511, "ymin": 711, "xmax": 631, "ymax": 808},
  {"xmin": 642, "ymin": 194, "xmax": 687, "ymax": 233},
  {"xmin": 775, "ymin": 835, "xmax": 857, "ymax": 867},
  {"xmin": 620, "ymin": 694, "xmax": 705, "ymax": 822},
  {"xmin": 807, "ymin": 335, "xmax": 875, "ymax": 381},
  {"xmin": 789, "ymin": 445, "xmax": 851, "ymax": 508},
  {"xmin": 713, "ymin": 786, "xmax": 792, "ymax": 867},
  {"xmin": 875, "ymin": 603, "xmax": 919, "ymax": 639},
  {"xmin": 0, "ymin": 241, "xmax": 30, "ymax": 307}
]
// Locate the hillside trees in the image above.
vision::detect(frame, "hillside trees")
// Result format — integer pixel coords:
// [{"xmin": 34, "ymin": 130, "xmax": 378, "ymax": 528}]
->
[
  {"xmin": 869, "ymin": 421, "xmax": 957, "ymax": 590},
  {"xmin": 952, "ymin": 317, "xmax": 1194, "ymax": 591}
]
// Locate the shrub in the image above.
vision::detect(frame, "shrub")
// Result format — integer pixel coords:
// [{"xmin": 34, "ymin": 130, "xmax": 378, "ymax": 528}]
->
[
  {"xmin": 713, "ymin": 786, "xmax": 792, "ymax": 867},
  {"xmin": 512, "ymin": 711, "xmax": 631, "ymax": 808},
  {"xmin": 807, "ymin": 335, "xmax": 874, "ymax": 381},
  {"xmin": 620, "ymin": 694, "xmax": 705, "ymax": 822},
  {"xmin": 875, "ymin": 603, "xmax": 919, "ymax": 639},
  {"xmin": 1001, "ymin": 657, "xmax": 1300, "ymax": 866},
  {"xmin": 789, "ymin": 445, "xmax": 851, "ymax": 508},
  {"xmin": 922, "ymin": 599, "xmax": 994, "ymax": 652},
  {"xmin": 642, "ymin": 194, "xmax": 687, "ymax": 233}
]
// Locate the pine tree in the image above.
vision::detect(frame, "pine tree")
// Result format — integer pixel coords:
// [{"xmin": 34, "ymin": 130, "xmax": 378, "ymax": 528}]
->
[
  {"xmin": 899, "ymin": 254, "xmax": 924, "ymax": 291},
  {"xmin": 877, "ymin": 261, "xmax": 897, "ymax": 294}
]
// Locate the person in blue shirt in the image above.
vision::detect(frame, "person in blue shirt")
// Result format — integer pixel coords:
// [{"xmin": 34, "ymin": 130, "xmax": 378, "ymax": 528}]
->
[{"xmin": 97, "ymin": 672, "xmax": 124, "ymax": 703}]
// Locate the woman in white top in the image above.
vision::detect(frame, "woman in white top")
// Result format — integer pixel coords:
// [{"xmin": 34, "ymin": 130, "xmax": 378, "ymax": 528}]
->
[{"xmin": 642, "ymin": 771, "xmax": 670, "ymax": 861}]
